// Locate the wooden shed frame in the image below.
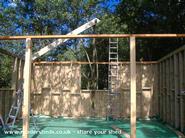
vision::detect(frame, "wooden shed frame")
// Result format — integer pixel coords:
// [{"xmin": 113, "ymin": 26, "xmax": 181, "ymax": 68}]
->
[{"xmin": 1, "ymin": 34, "xmax": 185, "ymax": 138}]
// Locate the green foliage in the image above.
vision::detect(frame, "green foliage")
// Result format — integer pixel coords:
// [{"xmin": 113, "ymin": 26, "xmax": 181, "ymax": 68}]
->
[
  {"xmin": 1, "ymin": 0, "xmax": 185, "ymax": 88},
  {"xmin": 0, "ymin": 55, "xmax": 13, "ymax": 88},
  {"xmin": 116, "ymin": 0, "xmax": 185, "ymax": 60}
]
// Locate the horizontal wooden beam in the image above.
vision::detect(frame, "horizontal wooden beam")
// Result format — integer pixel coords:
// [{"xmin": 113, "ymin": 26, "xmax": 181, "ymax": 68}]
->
[
  {"xmin": 0, "ymin": 88, "xmax": 14, "ymax": 91},
  {"xmin": 1, "ymin": 34, "xmax": 185, "ymax": 40},
  {"xmin": 33, "ymin": 61, "xmax": 158, "ymax": 65}
]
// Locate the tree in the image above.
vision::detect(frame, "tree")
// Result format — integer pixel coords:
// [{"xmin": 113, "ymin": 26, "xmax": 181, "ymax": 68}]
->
[
  {"xmin": 0, "ymin": 54, "xmax": 13, "ymax": 88},
  {"xmin": 116, "ymin": 0, "xmax": 185, "ymax": 60}
]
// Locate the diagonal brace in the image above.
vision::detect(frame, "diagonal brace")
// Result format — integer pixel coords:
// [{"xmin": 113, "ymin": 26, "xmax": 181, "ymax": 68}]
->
[{"xmin": 32, "ymin": 18, "xmax": 100, "ymax": 60}]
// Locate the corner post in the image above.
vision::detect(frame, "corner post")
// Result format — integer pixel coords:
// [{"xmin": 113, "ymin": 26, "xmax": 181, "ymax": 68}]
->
[
  {"xmin": 22, "ymin": 38, "xmax": 32, "ymax": 138},
  {"xmin": 130, "ymin": 36, "xmax": 136, "ymax": 138}
]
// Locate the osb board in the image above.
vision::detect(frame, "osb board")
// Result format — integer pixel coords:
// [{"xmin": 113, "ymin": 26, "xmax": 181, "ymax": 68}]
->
[
  {"xmin": 31, "ymin": 63, "xmax": 158, "ymax": 118},
  {"xmin": 32, "ymin": 64, "xmax": 81, "ymax": 94},
  {"xmin": 32, "ymin": 90, "xmax": 155, "ymax": 118},
  {"xmin": 119, "ymin": 64, "xmax": 156, "ymax": 89}
]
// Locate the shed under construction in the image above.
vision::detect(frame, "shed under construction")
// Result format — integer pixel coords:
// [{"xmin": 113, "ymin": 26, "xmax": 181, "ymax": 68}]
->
[{"xmin": 0, "ymin": 26, "xmax": 185, "ymax": 138}]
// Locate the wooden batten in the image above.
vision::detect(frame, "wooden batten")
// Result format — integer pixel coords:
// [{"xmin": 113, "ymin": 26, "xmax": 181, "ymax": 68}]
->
[
  {"xmin": 33, "ymin": 61, "xmax": 158, "ymax": 65},
  {"xmin": 1, "ymin": 34, "xmax": 185, "ymax": 40},
  {"xmin": 11, "ymin": 57, "xmax": 19, "ymax": 91},
  {"xmin": 183, "ymin": 50, "xmax": 185, "ymax": 132},
  {"xmin": 163, "ymin": 61, "xmax": 166, "ymax": 122},
  {"xmin": 161, "ymin": 61, "xmax": 163, "ymax": 120},
  {"xmin": 157, "ymin": 63, "xmax": 160, "ymax": 118},
  {"xmin": 165, "ymin": 59, "xmax": 169, "ymax": 122},
  {"xmin": 22, "ymin": 38, "xmax": 32, "ymax": 138},
  {"xmin": 159, "ymin": 62, "xmax": 162, "ymax": 119},
  {"xmin": 174, "ymin": 54, "xmax": 179, "ymax": 129},
  {"xmin": 178, "ymin": 51, "xmax": 184, "ymax": 132},
  {"xmin": 170, "ymin": 56, "xmax": 175, "ymax": 126},
  {"xmin": 18, "ymin": 59, "xmax": 24, "ymax": 84},
  {"xmin": 130, "ymin": 37, "xmax": 136, "ymax": 138},
  {"xmin": 166, "ymin": 59, "xmax": 170, "ymax": 123}
]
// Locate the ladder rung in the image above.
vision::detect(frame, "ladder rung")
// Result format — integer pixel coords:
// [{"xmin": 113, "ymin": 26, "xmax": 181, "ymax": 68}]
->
[
  {"xmin": 109, "ymin": 42, "xmax": 118, "ymax": 44},
  {"xmin": 109, "ymin": 58, "xmax": 118, "ymax": 60},
  {"xmin": 12, "ymin": 106, "xmax": 19, "ymax": 110},
  {"xmin": 110, "ymin": 47, "xmax": 118, "ymax": 49},
  {"xmin": 109, "ymin": 66, "xmax": 118, "ymax": 68},
  {"xmin": 110, "ymin": 52, "xmax": 117, "ymax": 54},
  {"xmin": 109, "ymin": 62, "xmax": 118, "ymax": 64},
  {"xmin": 9, "ymin": 115, "xmax": 16, "ymax": 119}
]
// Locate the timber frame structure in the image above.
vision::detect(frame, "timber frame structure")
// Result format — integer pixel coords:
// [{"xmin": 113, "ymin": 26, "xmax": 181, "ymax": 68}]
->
[{"xmin": 1, "ymin": 34, "xmax": 185, "ymax": 138}]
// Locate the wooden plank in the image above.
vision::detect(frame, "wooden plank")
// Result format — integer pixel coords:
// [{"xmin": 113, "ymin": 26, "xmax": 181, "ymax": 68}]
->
[
  {"xmin": 160, "ymin": 62, "xmax": 163, "ymax": 120},
  {"xmin": 163, "ymin": 61, "xmax": 167, "ymax": 122},
  {"xmin": 183, "ymin": 50, "xmax": 185, "ymax": 132},
  {"xmin": 164, "ymin": 60, "xmax": 166, "ymax": 122},
  {"xmin": 179, "ymin": 51, "xmax": 184, "ymax": 132},
  {"xmin": 170, "ymin": 56, "xmax": 175, "ymax": 126},
  {"xmin": 18, "ymin": 59, "xmax": 24, "ymax": 84},
  {"xmin": 22, "ymin": 38, "xmax": 32, "ymax": 138},
  {"xmin": 11, "ymin": 57, "xmax": 19, "ymax": 93},
  {"xmin": 162, "ymin": 61, "xmax": 165, "ymax": 121},
  {"xmin": 174, "ymin": 54, "xmax": 179, "ymax": 129},
  {"xmin": 1, "ymin": 34, "xmax": 185, "ymax": 40},
  {"xmin": 166, "ymin": 59, "xmax": 170, "ymax": 123},
  {"xmin": 32, "ymin": 18, "xmax": 100, "ymax": 60},
  {"xmin": 0, "ymin": 88, "xmax": 14, "ymax": 91},
  {"xmin": 130, "ymin": 36, "xmax": 136, "ymax": 138},
  {"xmin": 157, "ymin": 63, "xmax": 160, "ymax": 117},
  {"xmin": 33, "ymin": 61, "xmax": 158, "ymax": 65},
  {"xmin": 18, "ymin": 59, "xmax": 24, "ymax": 118},
  {"xmin": 159, "ymin": 62, "xmax": 162, "ymax": 119}
]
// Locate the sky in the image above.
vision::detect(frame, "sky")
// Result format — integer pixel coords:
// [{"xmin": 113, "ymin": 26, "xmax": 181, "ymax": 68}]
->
[{"xmin": 102, "ymin": 0, "xmax": 121, "ymax": 12}]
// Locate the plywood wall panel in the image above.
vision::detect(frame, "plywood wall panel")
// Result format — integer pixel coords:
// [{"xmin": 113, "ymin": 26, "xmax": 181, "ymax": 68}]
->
[{"xmin": 31, "ymin": 63, "xmax": 157, "ymax": 118}]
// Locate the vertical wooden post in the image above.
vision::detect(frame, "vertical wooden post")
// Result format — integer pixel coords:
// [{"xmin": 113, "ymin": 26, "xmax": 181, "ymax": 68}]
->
[
  {"xmin": 130, "ymin": 37, "xmax": 136, "ymax": 138},
  {"xmin": 22, "ymin": 38, "xmax": 32, "ymax": 138},
  {"xmin": 166, "ymin": 59, "xmax": 170, "ymax": 123},
  {"xmin": 18, "ymin": 59, "xmax": 24, "ymax": 84},
  {"xmin": 174, "ymin": 54, "xmax": 179, "ymax": 129},
  {"xmin": 183, "ymin": 50, "xmax": 185, "ymax": 132},
  {"xmin": 159, "ymin": 62, "xmax": 162, "ymax": 118},
  {"xmin": 160, "ymin": 62, "xmax": 163, "ymax": 120},
  {"xmin": 162, "ymin": 61, "xmax": 166, "ymax": 122},
  {"xmin": 165, "ymin": 60, "xmax": 167, "ymax": 122},
  {"xmin": 11, "ymin": 57, "xmax": 19, "ymax": 91},
  {"xmin": 169, "ymin": 57, "xmax": 173, "ymax": 126},
  {"xmin": 179, "ymin": 52, "xmax": 184, "ymax": 132}
]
